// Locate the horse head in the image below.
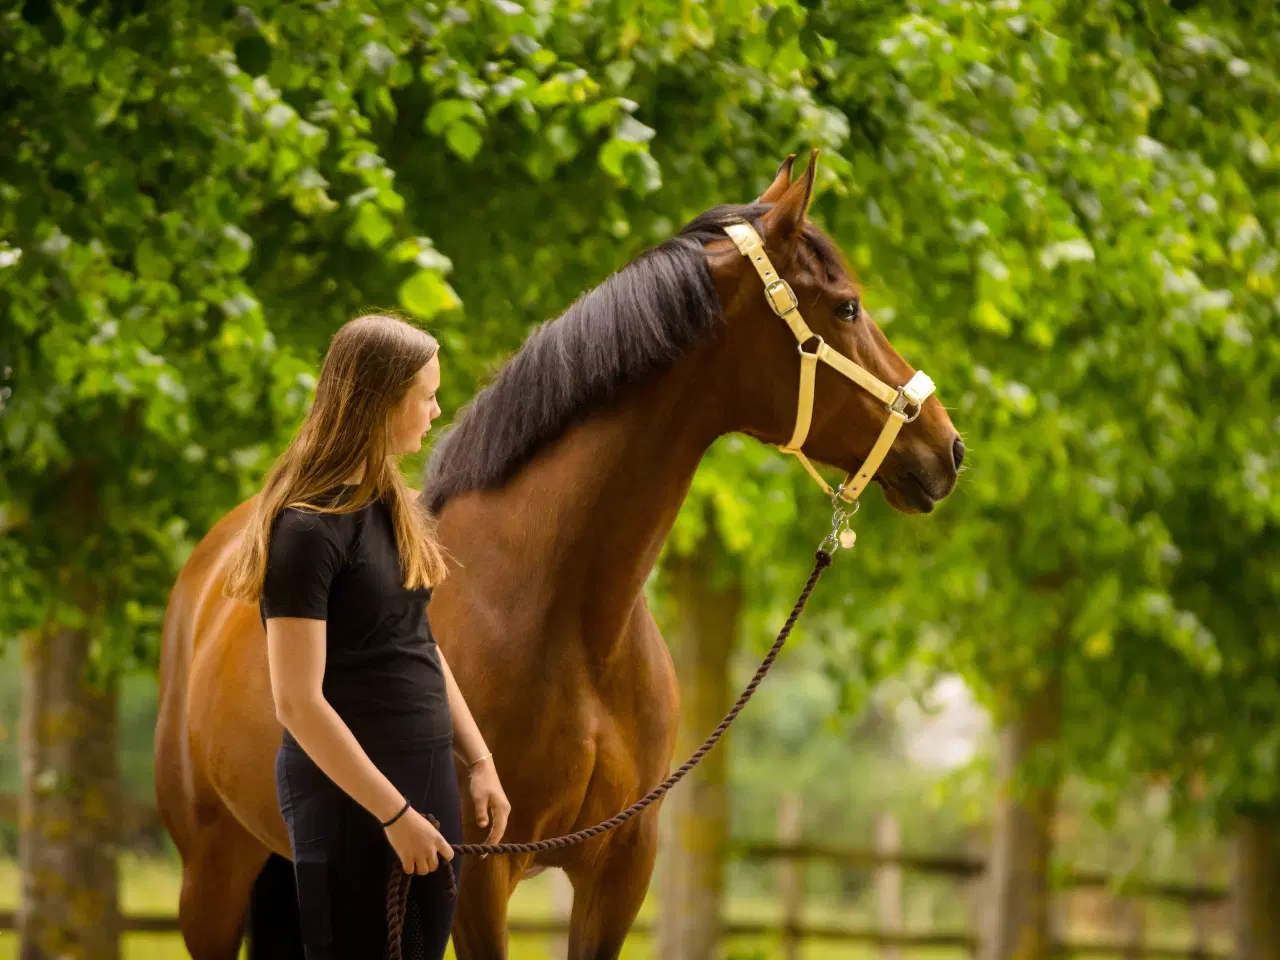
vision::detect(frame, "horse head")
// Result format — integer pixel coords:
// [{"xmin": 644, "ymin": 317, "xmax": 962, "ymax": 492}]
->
[{"xmin": 701, "ymin": 150, "xmax": 963, "ymax": 514}]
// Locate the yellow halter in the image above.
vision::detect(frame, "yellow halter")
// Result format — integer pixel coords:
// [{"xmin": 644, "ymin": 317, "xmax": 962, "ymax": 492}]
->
[{"xmin": 722, "ymin": 221, "xmax": 936, "ymax": 515}]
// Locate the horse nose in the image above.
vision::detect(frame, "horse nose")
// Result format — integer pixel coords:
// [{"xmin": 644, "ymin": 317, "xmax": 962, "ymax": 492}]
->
[{"xmin": 952, "ymin": 436, "xmax": 965, "ymax": 470}]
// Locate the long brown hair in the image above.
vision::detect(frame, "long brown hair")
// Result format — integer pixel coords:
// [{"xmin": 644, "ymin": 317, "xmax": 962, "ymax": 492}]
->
[{"xmin": 224, "ymin": 314, "xmax": 449, "ymax": 604}]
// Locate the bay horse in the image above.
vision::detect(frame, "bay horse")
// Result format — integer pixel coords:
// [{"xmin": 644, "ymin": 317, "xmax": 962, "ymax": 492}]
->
[{"xmin": 154, "ymin": 152, "xmax": 963, "ymax": 960}]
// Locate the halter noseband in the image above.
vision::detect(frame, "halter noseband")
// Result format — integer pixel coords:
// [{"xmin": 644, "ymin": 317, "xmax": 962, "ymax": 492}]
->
[{"xmin": 723, "ymin": 221, "xmax": 936, "ymax": 506}]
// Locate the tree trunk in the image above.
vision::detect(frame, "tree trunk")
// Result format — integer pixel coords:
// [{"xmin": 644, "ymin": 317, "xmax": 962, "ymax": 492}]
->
[
  {"xmin": 19, "ymin": 625, "xmax": 121, "ymax": 960},
  {"xmin": 657, "ymin": 530, "xmax": 742, "ymax": 960},
  {"xmin": 1232, "ymin": 811, "xmax": 1280, "ymax": 960},
  {"xmin": 981, "ymin": 673, "xmax": 1061, "ymax": 960}
]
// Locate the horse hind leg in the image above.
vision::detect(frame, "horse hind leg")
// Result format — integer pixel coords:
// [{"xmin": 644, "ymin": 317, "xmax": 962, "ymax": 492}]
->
[
  {"xmin": 177, "ymin": 808, "xmax": 273, "ymax": 960},
  {"xmin": 564, "ymin": 808, "xmax": 661, "ymax": 960}
]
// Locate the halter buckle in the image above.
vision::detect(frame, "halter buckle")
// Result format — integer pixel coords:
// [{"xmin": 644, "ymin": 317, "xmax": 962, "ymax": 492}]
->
[{"xmin": 765, "ymin": 278, "xmax": 798, "ymax": 316}]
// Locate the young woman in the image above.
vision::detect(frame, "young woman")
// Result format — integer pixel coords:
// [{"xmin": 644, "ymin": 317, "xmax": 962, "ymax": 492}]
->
[{"xmin": 224, "ymin": 313, "xmax": 510, "ymax": 958}]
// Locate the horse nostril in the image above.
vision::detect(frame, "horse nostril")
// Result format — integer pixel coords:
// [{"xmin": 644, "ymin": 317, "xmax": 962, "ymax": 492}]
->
[{"xmin": 952, "ymin": 436, "xmax": 965, "ymax": 470}]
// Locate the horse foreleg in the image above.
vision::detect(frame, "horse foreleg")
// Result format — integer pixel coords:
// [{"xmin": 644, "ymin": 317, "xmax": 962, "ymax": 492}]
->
[
  {"xmin": 178, "ymin": 809, "xmax": 271, "ymax": 960},
  {"xmin": 450, "ymin": 852, "xmax": 528, "ymax": 960},
  {"xmin": 564, "ymin": 808, "xmax": 661, "ymax": 960}
]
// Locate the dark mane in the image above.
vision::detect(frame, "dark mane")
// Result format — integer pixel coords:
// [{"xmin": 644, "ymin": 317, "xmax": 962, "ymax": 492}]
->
[
  {"xmin": 801, "ymin": 224, "xmax": 849, "ymax": 279},
  {"xmin": 423, "ymin": 203, "xmax": 775, "ymax": 513}
]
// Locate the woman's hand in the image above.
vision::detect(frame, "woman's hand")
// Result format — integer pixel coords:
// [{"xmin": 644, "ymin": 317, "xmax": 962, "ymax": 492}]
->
[
  {"xmin": 384, "ymin": 807, "xmax": 455, "ymax": 874},
  {"xmin": 468, "ymin": 757, "xmax": 511, "ymax": 847}
]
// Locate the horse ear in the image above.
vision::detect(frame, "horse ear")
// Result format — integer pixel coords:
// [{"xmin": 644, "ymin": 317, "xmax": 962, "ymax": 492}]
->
[
  {"xmin": 762, "ymin": 148, "xmax": 819, "ymax": 241},
  {"xmin": 756, "ymin": 154, "xmax": 796, "ymax": 203}
]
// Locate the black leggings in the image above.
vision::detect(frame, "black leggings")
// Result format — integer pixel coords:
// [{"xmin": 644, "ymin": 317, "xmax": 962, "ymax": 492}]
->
[{"xmin": 275, "ymin": 737, "xmax": 463, "ymax": 960}]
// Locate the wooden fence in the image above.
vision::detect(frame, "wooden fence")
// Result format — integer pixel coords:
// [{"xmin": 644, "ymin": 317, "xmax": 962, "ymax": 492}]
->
[
  {"xmin": 0, "ymin": 794, "xmax": 1231, "ymax": 958},
  {"xmin": 725, "ymin": 843, "xmax": 1229, "ymax": 958}
]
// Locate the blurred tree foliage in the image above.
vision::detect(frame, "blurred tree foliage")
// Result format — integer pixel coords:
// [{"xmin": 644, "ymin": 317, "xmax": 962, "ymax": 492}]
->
[
  {"xmin": 1, "ymin": 0, "xmax": 1277, "ymax": 953},
  {"xmin": 0, "ymin": 0, "xmax": 860, "ymax": 661},
  {"xmin": 773, "ymin": 0, "xmax": 1280, "ymax": 820}
]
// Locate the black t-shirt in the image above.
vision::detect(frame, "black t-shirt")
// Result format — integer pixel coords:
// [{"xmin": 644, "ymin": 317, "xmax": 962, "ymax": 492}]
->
[{"xmin": 259, "ymin": 485, "xmax": 452, "ymax": 752}]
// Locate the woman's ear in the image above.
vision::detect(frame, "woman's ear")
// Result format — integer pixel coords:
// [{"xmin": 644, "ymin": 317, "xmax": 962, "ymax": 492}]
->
[{"xmin": 761, "ymin": 148, "xmax": 819, "ymax": 243}]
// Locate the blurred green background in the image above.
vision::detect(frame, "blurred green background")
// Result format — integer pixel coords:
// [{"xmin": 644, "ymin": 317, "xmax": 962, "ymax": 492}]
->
[{"xmin": 1, "ymin": 0, "xmax": 1276, "ymax": 958}]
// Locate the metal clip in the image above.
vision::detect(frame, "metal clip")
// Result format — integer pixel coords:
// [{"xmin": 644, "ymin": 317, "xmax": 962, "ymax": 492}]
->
[
  {"xmin": 820, "ymin": 498, "xmax": 860, "ymax": 553},
  {"xmin": 831, "ymin": 485, "xmax": 861, "ymax": 514}
]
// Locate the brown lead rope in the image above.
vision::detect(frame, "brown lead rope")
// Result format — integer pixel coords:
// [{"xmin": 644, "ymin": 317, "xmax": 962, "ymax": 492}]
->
[
  {"xmin": 387, "ymin": 548, "xmax": 835, "ymax": 959},
  {"xmin": 386, "ymin": 812, "xmax": 456, "ymax": 960}
]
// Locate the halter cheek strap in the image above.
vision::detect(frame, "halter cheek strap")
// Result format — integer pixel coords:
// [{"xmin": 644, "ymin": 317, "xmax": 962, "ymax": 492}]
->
[{"xmin": 722, "ymin": 221, "xmax": 936, "ymax": 505}]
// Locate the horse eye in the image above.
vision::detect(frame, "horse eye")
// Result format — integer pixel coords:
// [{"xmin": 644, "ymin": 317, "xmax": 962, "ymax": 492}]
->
[{"xmin": 836, "ymin": 298, "xmax": 861, "ymax": 323}]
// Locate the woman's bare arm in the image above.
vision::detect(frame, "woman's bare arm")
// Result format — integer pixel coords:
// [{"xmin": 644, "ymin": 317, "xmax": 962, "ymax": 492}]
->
[
  {"xmin": 439, "ymin": 650, "xmax": 510, "ymax": 844},
  {"xmin": 438, "ymin": 650, "xmax": 490, "ymax": 767},
  {"xmin": 266, "ymin": 616, "xmax": 407, "ymax": 823}
]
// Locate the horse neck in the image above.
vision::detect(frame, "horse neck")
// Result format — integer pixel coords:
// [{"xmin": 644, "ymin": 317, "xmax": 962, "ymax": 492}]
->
[{"xmin": 488, "ymin": 347, "xmax": 725, "ymax": 660}]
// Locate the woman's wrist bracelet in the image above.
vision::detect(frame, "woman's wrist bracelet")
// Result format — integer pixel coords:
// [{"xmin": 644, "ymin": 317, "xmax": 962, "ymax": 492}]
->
[
  {"xmin": 467, "ymin": 751, "xmax": 493, "ymax": 772},
  {"xmin": 381, "ymin": 799, "xmax": 411, "ymax": 828}
]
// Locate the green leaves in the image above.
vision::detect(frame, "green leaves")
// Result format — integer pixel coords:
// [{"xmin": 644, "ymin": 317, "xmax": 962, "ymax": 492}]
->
[
  {"xmin": 598, "ymin": 137, "xmax": 661, "ymax": 193},
  {"xmin": 445, "ymin": 122, "xmax": 484, "ymax": 161},
  {"xmin": 216, "ymin": 225, "xmax": 254, "ymax": 274},
  {"xmin": 790, "ymin": 0, "xmax": 1280, "ymax": 818},
  {"xmin": 425, "ymin": 99, "xmax": 486, "ymax": 134},
  {"xmin": 598, "ymin": 112, "xmax": 660, "ymax": 193},
  {"xmin": 425, "ymin": 98, "xmax": 486, "ymax": 159},
  {"xmin": 349, "ymin": 203, "xmax": 394, "ymax": 249},
  {"xmin": 0, "ymin": 1, "xmax": 459, "ymax": 663},
  {"xmin": 133, "ymin": 241, "xmax": 172, "ymax": 283},
  {"xmin": 398, "ymin": 269, "xmax": 460, "ymax": 319}
]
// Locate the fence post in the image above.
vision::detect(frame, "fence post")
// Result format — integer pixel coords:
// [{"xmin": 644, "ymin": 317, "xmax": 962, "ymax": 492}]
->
[
  {"xmin": 1191, "ymin": 861, "xmax": 1210, "ymax": 960},
  {"xmin": 778, "ymin": 793, "xmax": 804, "ymax": 960},
  {"xmin": 1122, "ymin": 896, "xmax": 1145, "ymax": 960},
  {"xmin": 966, "ymin": 829, "xmax": 986, "ymax": 958},
  {"xmin": 1050, "ymin": 883, "xmax": 1068, "ymax": 954},
  {"xmin": 875, "ymin": 812, "xmax": 903, "ymax": 960}
]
